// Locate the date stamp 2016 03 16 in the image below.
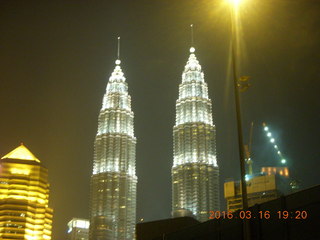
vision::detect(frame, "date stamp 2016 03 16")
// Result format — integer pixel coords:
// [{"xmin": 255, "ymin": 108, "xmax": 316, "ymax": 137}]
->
[{"xmin": 209, "ymin": 210, "xmax": 308, "ymax": 220}]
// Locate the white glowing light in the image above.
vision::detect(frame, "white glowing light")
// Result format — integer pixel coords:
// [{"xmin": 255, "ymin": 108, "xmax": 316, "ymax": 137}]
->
[
  {"xmin": 190, "ymin": 47, "xmax": 195, "ymax": 53},
  {"xmin": 10, "ymin": 168, "xmax": 30, "ymax": 175},
  {"xmin": 245, "ymin": 174, "xmax": 250, "ymax": 181},
  {"xmin": 227, "ymin": 0, "xmax": 241, "ymax": 6},
  {"xmin": 263, "ymin": 123, "xmax": 288, "ymax": 168},
  {"xmin": 73, "ymin": 219, "xmax": 90, "ymax": 229},
  {"xmin": 115, "ymin": 59, "xmax": 121, "ymax": 65}
]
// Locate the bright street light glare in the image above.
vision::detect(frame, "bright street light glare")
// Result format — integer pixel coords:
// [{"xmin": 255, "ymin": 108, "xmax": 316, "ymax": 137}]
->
[
  {"xmin": 227, "ymin": 0, "xmax": 242, "ymax": 6},
  {"xmin": 281, "ymin": 159, "xmax": 286, "ymax": 164}
]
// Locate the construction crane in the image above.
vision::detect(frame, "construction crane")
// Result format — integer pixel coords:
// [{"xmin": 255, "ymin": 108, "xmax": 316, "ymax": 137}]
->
[{"xmin": 244, "ymin": 121, "xmax": 254, "ymax": 175}]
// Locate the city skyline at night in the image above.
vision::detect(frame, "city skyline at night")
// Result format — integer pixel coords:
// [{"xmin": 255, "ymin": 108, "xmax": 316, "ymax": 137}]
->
[{"xmin": 0, "ymin": 0, "xmax": 319, "ymax": 239}]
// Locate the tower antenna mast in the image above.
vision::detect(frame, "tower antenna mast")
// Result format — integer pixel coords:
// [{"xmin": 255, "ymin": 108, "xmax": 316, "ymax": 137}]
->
[
  {"xmin": 117, "ymin": 36, "xmax": 120, "ymax": 60},
  {"xmin": 190, "ymin": 24, "xmax": 194, "ymax": 47}
]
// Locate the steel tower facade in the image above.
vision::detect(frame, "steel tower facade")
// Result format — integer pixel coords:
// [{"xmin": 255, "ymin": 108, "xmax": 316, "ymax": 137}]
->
[
  {"xmin": 89, "ymin": 59, "xmax": 137, "ymax": 240},
  {"xmin": 172, "ymin": 47, "xmax": 220, "ymax": 222}
]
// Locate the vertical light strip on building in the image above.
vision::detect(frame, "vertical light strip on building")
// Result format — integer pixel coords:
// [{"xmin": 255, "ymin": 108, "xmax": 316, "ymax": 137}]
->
[
  {"xmin": 172, "ymin": 47, "xmax": 220, "ymax": 222},
  {"xmin": 89, "ymin": 54, "xmax": 137, "ymax": 240}
]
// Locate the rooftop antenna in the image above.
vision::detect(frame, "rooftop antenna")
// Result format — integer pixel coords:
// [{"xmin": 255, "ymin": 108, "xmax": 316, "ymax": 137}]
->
[
  {"xmin": 116, "ymin": 36, "xmax": 121, "ymax": 65},
  {"xmin": 190, "ymin": 24, "xmax": 195, "ymax": 53}
]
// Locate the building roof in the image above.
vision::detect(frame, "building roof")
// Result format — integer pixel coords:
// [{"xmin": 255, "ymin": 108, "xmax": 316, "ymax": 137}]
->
[
  {"xmin": 1, "ymin": 143, "xmax": 40, "ymax": 163},
  {"xmin": 136, "ymin": 217, "xmax": 200, "ymax": 240}
]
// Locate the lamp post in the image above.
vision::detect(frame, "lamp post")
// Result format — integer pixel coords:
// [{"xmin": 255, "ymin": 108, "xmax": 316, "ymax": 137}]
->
[
  {"xmin": 228, "ymin": 0, "xmax": 249, "ymax": 211},
  {"xmin": 227, "ymin": 0, "xmax": 251, "ymax": 239}
]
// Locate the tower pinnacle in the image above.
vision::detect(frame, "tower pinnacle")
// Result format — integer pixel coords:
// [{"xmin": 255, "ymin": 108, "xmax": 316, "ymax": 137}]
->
[
  {"xmin": 190, "ymin": 24, "xmax": 194, "ymax": 48},
  {"xmin": 189, "ymin": 24, "xmax": 196, "ymax": 53},
  {"xmin": 116, "ymin": 36, "xmax": 121, "ymax": 65}
]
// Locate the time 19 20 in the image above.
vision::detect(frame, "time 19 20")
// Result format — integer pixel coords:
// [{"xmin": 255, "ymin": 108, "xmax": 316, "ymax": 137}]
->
[
  {"xmin": 209, "ymin": 210, "xmax": 308, "ymax": 219},
  {"xmin": 277, "ymin": 210, "xmax": 308, "ymax": 219}
]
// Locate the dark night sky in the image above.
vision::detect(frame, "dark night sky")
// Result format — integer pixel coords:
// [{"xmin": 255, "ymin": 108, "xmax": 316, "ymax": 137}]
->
[{"xmin": 0, "ymin": 0, "xmax": 319, "ymax": 239}]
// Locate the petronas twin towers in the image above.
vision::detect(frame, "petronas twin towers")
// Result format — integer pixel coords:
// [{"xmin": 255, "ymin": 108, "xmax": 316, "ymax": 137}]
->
[{"xmin": 89, "ymin": 44, "xmax": 220, "ymax": 240}]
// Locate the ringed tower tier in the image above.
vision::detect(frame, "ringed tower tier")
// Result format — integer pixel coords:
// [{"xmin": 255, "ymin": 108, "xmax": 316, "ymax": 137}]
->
[
  {"xmin": 89, "ymin": 57, "xmax": 137, "ymax": 240},
  {"xmin": 172, "ymin": 47, "xmax": 220, "ymax": 222}
]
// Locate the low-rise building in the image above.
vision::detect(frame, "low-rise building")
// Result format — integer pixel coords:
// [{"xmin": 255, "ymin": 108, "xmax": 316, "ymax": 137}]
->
[
  {"xmin": 224, "ymin": 174, "xmax": 290, "ymax": 212},
  {"xmin": 67, "ymin": 218, "xmax": 89, "ymax": 240}
]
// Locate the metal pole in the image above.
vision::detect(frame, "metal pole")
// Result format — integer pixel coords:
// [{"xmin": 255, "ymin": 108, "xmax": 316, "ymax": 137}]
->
[{"xmin": 229, "ymin": 5, "xmax": 250, "ymax": 240}]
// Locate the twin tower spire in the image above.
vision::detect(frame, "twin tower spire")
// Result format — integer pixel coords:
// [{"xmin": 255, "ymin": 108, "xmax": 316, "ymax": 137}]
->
[{"xmin": 89, "ymin": 29, "xmax": 220, "ymax": 240}]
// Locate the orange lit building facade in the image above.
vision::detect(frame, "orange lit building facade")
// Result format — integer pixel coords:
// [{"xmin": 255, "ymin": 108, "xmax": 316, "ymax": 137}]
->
[
  {"xmin": 0, "ymin": 144, "xmax": 53, "ymax": 240},
  {"xmin": 261, "ymin": 166, "xmax": 289, "ymax": 178}
]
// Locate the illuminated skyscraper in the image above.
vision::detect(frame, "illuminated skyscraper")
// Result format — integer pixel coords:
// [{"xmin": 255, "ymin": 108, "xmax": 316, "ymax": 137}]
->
[
  {"xmin": 89, "ymin": 56, "xmax": 137, "ymax": 240},
  {"xmin": 67, "ymin": 218, "xmax": 90, "ymax": 240},
  {"xmin": 0, "ymin": 144, "xmax": 53, "ymax": 240},
  {"xmin": 172, "ymin": 47, "xmax": 220, "ymax": 222}
]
